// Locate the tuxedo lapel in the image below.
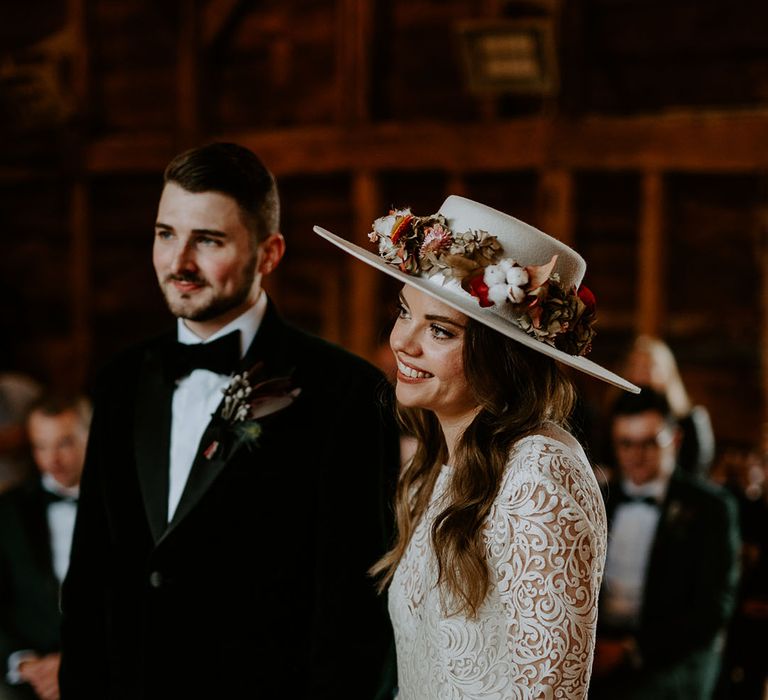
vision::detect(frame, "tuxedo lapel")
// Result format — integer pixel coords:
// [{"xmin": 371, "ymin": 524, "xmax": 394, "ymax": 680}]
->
[
  {"xmin": 21, "ymin": 484, "xmax": 56, "ymax": 578},
  {"xmin": 641, "ymin": 475, "xmax": 684, "ymax": 614},
  {"xmin": 159, "ymin": 301, "xmax": 291, "ymax": 544},
  {"xmin": 134, "ymin": 340, "xmax": 175, "ymax": 542},
  {"xmin": 160, "ymin": 404, "xmax": 230, "ymax": 543},
  {"xmin": 237, "ymin": 300, "xmax": 287, "ymax": 372}
]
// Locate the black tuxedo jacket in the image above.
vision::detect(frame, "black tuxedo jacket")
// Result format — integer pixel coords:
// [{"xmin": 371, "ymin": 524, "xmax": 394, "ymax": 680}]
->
[
  {"xmin": 598, "ymin": 471, "xmax": 740, "ymax": 698},
  {"xmin": 60, "ymin": 303, "xmax": 400, "ymax": 700},
  {"xmin": 0, "ymin": 480, "xmax": 62, "ymax": 678}
]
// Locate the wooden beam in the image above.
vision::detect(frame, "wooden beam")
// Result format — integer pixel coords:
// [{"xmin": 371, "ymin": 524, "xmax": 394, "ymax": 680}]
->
[
  {"xmin": 636, "ymin": 171, "xmax": 665, "ymax": 335},
  {"xmin": 84, "ymin": 111, "xmax": 768, "ymax": 175}
]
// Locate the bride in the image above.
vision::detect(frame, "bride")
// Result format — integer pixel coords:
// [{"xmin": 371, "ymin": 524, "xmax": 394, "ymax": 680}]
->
[{"xmin": 315, "ymin": 196, "xmax": 637, "ymax": 699}]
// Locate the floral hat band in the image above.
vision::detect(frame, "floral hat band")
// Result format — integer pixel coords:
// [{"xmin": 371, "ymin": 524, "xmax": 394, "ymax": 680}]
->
[
  {"xmin": 369, "ymin": 203, "xmax": 595, "ymax": 357},
  {"xmin": 313, "ymin": 195, "xmax": 639, "ymax": 393}
]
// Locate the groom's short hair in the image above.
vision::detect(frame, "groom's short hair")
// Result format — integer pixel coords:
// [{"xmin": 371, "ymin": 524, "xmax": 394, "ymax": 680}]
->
[{"xmin": 163, "ymin": 142, "xmax": 280, "ymax": 247}]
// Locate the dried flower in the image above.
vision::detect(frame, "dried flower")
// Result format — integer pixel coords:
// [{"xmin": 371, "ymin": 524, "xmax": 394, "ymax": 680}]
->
[
  {"xmin": 368, "ymin": 206, "xmax": 597, "ymax": 356},
  {"xmin": 420, "ymin": 223, "xmax": 453, "ymax": 256},
  {"xmin": 204, "ymin": 363, "xmax": 301, "ymax": 460}
]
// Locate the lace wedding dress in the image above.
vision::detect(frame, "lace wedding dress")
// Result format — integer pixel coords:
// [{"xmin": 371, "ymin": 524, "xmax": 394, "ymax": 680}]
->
[{"xmin": 389, "ymin": 433, "xmax": 607, "ymax": 700}]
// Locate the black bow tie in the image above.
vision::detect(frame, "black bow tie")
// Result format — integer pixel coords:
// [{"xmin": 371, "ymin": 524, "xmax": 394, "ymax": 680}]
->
[
  {"xmin": 163, "ymin": 330, "xmax": 241, "ymax": 381},
  {"xmin": 618, "ymin": 491, "xmax": 659, "ymax": 507},
  {"xmin": 41, "ymin": 489, "xmax": 78, "ymax": 506}
]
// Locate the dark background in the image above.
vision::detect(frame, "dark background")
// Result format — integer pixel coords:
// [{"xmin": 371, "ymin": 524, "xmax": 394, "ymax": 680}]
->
[{"xmin": 0, "ymin": 0, "xmax": 766, "ymax": 454}]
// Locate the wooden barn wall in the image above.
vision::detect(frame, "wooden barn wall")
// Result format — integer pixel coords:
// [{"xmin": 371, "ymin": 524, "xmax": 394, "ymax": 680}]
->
[{"xmin": 1, "ymin": 0, "xmax": 767, "ymax": 453}]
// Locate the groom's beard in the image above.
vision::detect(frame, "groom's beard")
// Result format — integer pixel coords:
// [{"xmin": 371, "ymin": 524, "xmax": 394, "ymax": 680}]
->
[{"xmin": 160, "ymin": 255, "xmax": 258, "ymax": 323}]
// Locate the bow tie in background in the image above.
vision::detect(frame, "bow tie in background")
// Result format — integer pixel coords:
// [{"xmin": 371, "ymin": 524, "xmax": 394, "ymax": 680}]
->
[
  {"xmin": 617, "ymin": 491, "xmax": 660, "ymax": 508},
  {"xmin": 41, "ymin": 489, "xmax": 78, "ymax": 506},
  {"xmin": 163, "ymin": 330, "xmax": 242, "ymax": 381}
]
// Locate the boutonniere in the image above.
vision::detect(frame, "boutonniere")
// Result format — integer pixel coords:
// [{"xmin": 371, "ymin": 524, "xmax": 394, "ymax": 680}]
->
[
  {"xmin": 665, "ymin": 499, "xmax": 683, "ymax": 525},
  {"xmin": 203, "ymin": 362, "xmax": 301, "ymax": 461}
]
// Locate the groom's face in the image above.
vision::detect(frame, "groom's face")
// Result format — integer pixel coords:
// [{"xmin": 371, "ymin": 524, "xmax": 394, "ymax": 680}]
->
[{"xmin": 153, "ymin": 183, "xmax": 260, "ymax": 336}]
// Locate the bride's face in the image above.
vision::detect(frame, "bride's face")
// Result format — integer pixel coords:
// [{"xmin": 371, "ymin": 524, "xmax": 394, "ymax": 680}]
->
[{"xmin": 389, "ymin": 286, "xmax": 477, "ymax": 422}]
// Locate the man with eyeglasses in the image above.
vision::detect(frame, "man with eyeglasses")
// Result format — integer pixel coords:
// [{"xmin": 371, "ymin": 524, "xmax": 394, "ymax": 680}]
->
[{"xmin": 590, "ymin": 387, "xmax": 740, "ymax": 700}]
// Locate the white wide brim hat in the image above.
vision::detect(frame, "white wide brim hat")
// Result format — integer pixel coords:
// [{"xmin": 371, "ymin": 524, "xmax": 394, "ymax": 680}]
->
[{"xmin": 314, "ymin": 195, "xmax": 638, "ymax": 393}]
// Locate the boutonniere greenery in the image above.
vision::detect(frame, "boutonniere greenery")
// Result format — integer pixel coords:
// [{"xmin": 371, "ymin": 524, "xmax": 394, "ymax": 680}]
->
[
  {"xmin": 203, "ymin": 362, "xmax": 301, "ymax": 461},
  {"xmin": 665, "ymin": 499, "xmax": 684, "ymax": 526}
]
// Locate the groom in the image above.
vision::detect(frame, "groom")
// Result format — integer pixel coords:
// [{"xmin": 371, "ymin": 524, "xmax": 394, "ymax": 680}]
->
[{"xmin": 60, "ymin": 143, "xmax": 399, "ymax": 699}]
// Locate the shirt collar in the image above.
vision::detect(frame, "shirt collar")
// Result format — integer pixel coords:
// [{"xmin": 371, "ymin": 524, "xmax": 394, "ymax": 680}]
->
[
  {"xmin": 622, "ymin": 474, "xmax": 668, "ymax": 503},
  {"xmin": 176, "ymin": 291, "xmax": 267, "ymax": 358},
  {"xmin": 41, "ymin": 472, "xmax": 80, "ymax": 500}
]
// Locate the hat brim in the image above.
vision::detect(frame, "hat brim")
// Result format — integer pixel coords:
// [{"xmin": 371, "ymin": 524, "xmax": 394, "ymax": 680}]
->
[{"xmin": 314, "ymin": 225, "xmax": 639, "ymax": 394}]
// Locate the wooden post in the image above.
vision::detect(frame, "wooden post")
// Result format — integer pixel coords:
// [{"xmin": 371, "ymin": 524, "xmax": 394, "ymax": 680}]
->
[
  {"xmin": 637, "ymin": 170, "xmax": 665, "ymax": 335},
  {"xmin": 336, "ymin": 0, "xmax": 374, "ymax": 124},
  {"xmin": 446, "ymin": 172, "xmax": 467, "ymax": 198},
  {"xmin": 537, "ymin": 168, "xmax": 575, "ymax": 244},
  {"xmin": 68, "ymin": 0, "xmax": 89, "ymax": 112},
  {"xmin": 348, "ymin": 171, "xmax": 380, "ymax": 358}
]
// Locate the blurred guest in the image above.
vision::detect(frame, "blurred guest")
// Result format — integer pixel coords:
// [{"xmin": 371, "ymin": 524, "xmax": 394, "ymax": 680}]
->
[
  {"xmin": 0, "ymin": 394, "xmax": 90, "ymax": 700},
  {"xmin": 621, "ymin": 335, "xmax": 715, "ymax": 475},
  {"xmin": 0, "ymin": 373, "xmax": 41, "ymax": 492},
  {"xmin": 712, "ymin": 448, "xmax": 768, "ymax": 699},
  {"xmin": 591, "ymin": 388, "xmax": 740, "ymax": 700}
]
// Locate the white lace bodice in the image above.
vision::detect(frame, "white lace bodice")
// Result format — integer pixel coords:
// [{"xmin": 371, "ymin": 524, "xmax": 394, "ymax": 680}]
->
[{"xmin": 388, "ymin": 434, "xmax": 607, "ymax": 700}]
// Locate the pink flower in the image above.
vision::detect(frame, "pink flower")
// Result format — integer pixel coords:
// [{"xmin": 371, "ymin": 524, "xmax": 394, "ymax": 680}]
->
[{"xmin": 420, "ymin": 224, "xmax": 453, "ymax": 256}]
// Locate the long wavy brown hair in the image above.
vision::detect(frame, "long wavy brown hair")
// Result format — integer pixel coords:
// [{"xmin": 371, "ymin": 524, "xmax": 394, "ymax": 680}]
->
[{"xmin": 371, "ymin": 318, "xmax": 576, "ymax": 617}]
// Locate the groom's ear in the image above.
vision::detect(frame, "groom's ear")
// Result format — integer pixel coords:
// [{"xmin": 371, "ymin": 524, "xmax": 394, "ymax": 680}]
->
[{"xmin": 257, "ymin": 233, "xmax": 286, "ymax": 276}]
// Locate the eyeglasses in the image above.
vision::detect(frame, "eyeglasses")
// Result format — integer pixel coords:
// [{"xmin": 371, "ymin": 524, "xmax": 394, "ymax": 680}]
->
[{"xmin": 613, "ymin": 428, "xmax": 674, "ymax": 453}]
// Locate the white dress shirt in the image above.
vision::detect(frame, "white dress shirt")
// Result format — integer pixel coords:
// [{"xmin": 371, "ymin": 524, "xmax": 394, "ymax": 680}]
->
[
  {"xmin": 41, "ymin": 473, "xmax": 79, "ymax": 583},
  {"xmin": 167, "ymin": 293, "xmax": 267, "ymax": 521},
  {"xmin": 601, "ymin": 476, "xmax": 668, "ymax": 630}
]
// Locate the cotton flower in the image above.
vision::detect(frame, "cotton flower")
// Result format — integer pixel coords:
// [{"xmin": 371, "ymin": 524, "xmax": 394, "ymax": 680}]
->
[
  {"xmin": 483, "ymin": 264, "xmax": 506, "ymax": 286},
  {"xmin": 501, "ymin": 263, "xmax": 529, "ymax": 303},
  {"xmin": 487, "ymin": 283, "xmax": 511, "ymax": 306},
  {"xmin": 506, "ymin": 266, "xmax": 529, "ymax": 287},
  {"xmin": 508, "ymin": 285, "xmax": 527, "ymax": 304}
]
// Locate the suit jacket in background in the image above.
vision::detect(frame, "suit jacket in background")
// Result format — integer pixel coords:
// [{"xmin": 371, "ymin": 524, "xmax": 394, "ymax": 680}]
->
[
  {"xmin": 60, "ymin": 303, "xmax": 400, "ymax": 700},
  {"xmin": 593, "ymin": 471, "xmax": 741, "ymax": 700},
  {"xmin": 0, "ymin": 480, "xmax": 62, "ymax": 699}
]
